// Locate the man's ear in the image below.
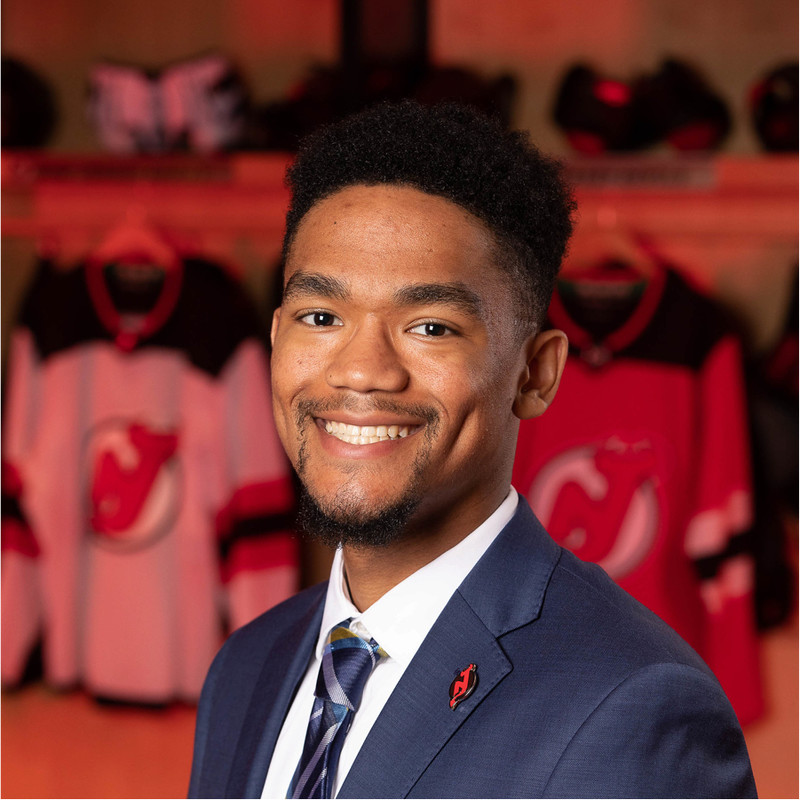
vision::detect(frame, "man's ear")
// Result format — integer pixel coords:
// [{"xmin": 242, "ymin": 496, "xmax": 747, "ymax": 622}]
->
[
  {"xmin": 270, "ymin": 307, "xmax": 282, "ymax": 350},
  {"xmin": 513, "ymin": 329, "xmax": 568, "ymax": 420}
]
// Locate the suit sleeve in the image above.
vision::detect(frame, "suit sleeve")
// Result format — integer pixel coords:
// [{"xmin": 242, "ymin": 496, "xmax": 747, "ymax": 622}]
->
[{"xmin": 542, "ymin": 662, "xmax": 757, "ymax": 799}]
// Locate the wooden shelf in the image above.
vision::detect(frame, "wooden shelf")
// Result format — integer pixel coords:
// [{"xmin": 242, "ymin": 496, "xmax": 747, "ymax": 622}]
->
[
  {"xmin": 3, "ymin": 152, "xmax": 796, "ymax": 243},
  {"xmin": 567, "ymin": 154, "xmax": 798, "ymax": 241}
]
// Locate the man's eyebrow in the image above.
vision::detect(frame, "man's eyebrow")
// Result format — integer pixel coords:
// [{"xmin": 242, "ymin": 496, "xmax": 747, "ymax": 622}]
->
[
  {"xmin": 282, "ymin": 272, "xmax": 350, "ymax": 302},
  {"xmin": 393, "ymin": 283, "xmax": 484, "ymax": 318}
]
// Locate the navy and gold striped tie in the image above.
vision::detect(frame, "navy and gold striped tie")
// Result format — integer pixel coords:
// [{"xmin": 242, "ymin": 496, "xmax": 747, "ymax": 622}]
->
[{"xmin": 288, "ymin": 619, "xmax": 387, "ymax": 799}]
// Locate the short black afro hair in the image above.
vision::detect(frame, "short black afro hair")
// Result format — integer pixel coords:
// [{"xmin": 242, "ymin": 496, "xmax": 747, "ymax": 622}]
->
[{"xmin": 283, "ymin": 100, "xmax": 575, "ymax": 331}]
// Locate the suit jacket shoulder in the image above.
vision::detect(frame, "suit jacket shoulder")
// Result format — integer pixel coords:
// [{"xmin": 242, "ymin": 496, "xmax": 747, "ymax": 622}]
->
[
  {"xmin": 481, "ymin": 544, "xmax": 755, "ymax": 798},
  {"xmin": 340, "ymin": 500, "xmax": 755, "ymax": 798}
]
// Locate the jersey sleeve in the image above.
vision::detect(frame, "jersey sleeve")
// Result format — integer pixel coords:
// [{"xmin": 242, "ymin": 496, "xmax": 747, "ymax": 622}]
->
[
  {"xmin": 2, "ymin": 326, "xmax": 44, "ymax": 685},
  {"xmin": 684, "ymin": 333, "xmax": 764, "ymax": 725},
  {"xmin": 214, "ymin": 338, "xmax": 299, "ymax": 631}
]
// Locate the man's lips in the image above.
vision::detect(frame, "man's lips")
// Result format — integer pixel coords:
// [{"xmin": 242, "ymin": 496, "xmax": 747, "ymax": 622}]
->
[{"xmin": 316, "ymin": 418, "xmax": 420, "ymax": 445}]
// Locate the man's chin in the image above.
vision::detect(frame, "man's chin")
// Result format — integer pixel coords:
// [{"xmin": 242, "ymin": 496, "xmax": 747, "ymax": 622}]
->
[{"xmin": 296, "ymin": 485, "xmax": 420, "ymax": 549}]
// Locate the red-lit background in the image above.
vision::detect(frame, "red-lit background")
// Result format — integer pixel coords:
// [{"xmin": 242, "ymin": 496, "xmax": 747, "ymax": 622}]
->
[{"xmin": 2, "ymin": 1, "xmax": 797, "ymax": 797}]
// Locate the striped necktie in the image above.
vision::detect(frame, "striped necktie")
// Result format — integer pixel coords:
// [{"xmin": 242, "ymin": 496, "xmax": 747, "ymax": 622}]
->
[{"xmin": 288, "ymin": 619, "xmax": 387, "ymax": 799}]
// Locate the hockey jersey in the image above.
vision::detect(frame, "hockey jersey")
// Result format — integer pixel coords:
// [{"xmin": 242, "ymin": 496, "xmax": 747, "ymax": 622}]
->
[
  {"xmin": 513, "ymin": 264, "xmax": 763, "ymax": 724},
  {"xmin": 2, "ymin": 257, "xmax": 298, "ymax": 703}
]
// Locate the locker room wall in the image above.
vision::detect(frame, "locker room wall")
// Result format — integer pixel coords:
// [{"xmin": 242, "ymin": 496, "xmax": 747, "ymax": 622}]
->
[
  {"xmin": 2, "ymin": 0, "xmax": 797, "ymax": 354},
  {"xmin": 2, "ymin": 0, "xmax": 796, "ymax": 604}
]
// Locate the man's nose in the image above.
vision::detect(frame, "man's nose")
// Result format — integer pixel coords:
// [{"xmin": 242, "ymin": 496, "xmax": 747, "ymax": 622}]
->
[{"xmin": 326, "ymin": 321, "xmax": 410, "ymax": 394}]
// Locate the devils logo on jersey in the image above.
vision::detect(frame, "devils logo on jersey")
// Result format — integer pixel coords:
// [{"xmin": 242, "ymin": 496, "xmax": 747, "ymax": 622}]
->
[
  {"xmin": 527, "ymin": 434, "xmax": 666, "ymax": 579},
  {"xmin": 83, "ymin": 419, "xmax": 182, "ymax": 551}
]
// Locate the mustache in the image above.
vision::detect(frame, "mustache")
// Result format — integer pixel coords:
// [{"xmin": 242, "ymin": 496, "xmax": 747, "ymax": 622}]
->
[{"xmin": 294, "ymin": 396, "xmax": 441, "ymax": 429}]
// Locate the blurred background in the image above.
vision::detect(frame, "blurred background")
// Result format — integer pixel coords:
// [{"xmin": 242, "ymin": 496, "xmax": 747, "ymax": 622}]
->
[{"xmin": 1, "ymin": 1, "xmax": 797, "ymax": 797}]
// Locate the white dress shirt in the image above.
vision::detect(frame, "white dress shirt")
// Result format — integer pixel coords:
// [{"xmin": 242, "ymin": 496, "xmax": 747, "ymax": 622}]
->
[{"xmin": 262, "ymin": 487, "xmax": 518, "ymax": 799}]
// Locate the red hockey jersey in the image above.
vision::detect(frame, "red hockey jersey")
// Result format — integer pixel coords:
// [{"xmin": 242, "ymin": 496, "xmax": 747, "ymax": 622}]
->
[
  {"xmin": 514, "ymin": 264, "xmax": 763, "ymax": 724},
  {"xmin": 2, "ymin": 258, "xmax": 298, "ymax": 703}
]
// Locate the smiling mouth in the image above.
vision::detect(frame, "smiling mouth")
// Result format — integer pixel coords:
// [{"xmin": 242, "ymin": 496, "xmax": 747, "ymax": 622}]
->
[{"xmin": 322, "ymin": 419, "xmax": 417, "ymax": 445}]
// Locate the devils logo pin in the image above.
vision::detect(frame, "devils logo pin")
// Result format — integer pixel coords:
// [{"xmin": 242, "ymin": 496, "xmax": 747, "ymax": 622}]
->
[{"xmin": 449, "ymin": 663, "xmax": 478, "ymax": 710}]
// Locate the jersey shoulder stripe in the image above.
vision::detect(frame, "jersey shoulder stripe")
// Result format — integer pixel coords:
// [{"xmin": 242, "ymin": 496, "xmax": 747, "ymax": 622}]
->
[
  {"xmin": 620, "ymin": 268, "xmax": 741, "ymax": 370},
  {"xmin": 18, "ymin": 258, "xmax": 265, "ymax": 378}
]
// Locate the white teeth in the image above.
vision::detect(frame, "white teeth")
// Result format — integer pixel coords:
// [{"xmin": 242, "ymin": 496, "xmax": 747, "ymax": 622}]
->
[{"xmin": 323, "ymin": 420, "xmax": 414, "ymax": 445}]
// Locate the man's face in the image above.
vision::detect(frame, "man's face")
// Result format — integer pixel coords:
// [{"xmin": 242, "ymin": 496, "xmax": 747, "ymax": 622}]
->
[{"xmin": 271, "ymin": 184, "xmax": 539, "ymax": 548}]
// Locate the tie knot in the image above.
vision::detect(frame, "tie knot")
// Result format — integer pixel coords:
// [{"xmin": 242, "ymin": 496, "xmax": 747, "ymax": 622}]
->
[{"xmin": 316, "ymin": 619, "xmax": 387, "ymax": 711}]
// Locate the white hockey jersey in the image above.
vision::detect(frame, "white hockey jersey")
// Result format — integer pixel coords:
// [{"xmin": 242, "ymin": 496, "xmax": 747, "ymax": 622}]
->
[{"xmin": 2, "ymin": 257, "xmax": 298, "ymax": 703}]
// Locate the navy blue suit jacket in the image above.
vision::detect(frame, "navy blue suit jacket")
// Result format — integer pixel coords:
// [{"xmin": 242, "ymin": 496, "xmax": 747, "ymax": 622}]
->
[{"xmin": 189, "ymin": 498, "xmax": 756, "ymax": 798}]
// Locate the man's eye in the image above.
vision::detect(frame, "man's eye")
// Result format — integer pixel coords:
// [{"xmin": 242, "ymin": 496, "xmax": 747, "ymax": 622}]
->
[
  {"xmin": 409, "ymin": 322, "xmax": 451, "ymax": 337},
  {"xmin": 299, "ymin": 312, "xmax": 342, "ymax": 327}
]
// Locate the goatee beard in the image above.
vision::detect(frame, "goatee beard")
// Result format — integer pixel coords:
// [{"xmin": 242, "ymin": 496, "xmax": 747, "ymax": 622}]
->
[
  {"xmin": 296, "ymin": 484, "xmax": 422, "ymax": 549},
  {"xmin": 292, "ymin": 396, "xmax": 439, "ymax": 549}
]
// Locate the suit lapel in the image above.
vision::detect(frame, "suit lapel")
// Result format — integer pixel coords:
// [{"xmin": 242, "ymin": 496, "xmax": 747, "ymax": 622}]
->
[
  {"xmin": 339, "ymin": 591, "xmax": 510, "ymax": 799},
  {"xmin": 225, "ymin": 588, "xmax": 326, "ymax": 798},
  {"xmin": 457, "ymin": 498, "xmax": 561, "ymax": 636},
  {"xmin": 339, "ymin": 498, "xmax": 561, "ymax": 798}
]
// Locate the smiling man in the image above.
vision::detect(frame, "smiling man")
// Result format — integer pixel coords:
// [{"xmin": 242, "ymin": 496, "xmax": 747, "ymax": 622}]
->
[{"xmin": 189, "ymin": 101, "xmax": 755, "ymax": 799}]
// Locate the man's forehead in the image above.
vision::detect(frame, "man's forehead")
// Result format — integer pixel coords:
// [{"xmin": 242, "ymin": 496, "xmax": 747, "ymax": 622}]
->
[
  {"xmin": 293, "ymin": 182, "xmax": 490, "ymax": 237},
  {"xmin": 281, "ymin": 184, "xmax": 518, "ymax": 320}
]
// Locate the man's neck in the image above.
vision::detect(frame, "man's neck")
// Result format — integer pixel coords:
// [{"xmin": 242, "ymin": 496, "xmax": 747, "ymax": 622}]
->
[
  {"xmin": 342, "ymin": 537, "xmax": 450, "ymax": 612},
  {"xmin": 341, "ymin": 489, "xmax": 512, "ymax": 611}
]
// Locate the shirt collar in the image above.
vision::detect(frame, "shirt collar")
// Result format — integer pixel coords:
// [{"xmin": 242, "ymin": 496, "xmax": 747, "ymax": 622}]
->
[{"xmin": 317, "ymin": 487, "xmax": 519, "ymax": 667}]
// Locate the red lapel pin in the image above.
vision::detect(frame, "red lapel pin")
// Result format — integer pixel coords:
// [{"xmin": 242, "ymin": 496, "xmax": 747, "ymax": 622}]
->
[{"xmin": 449, "ymin": 663, "xmax": 478, "ymax": 710}]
